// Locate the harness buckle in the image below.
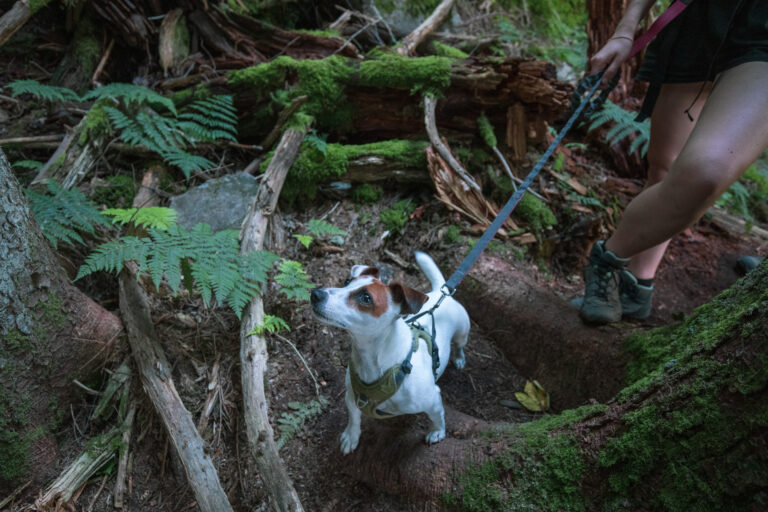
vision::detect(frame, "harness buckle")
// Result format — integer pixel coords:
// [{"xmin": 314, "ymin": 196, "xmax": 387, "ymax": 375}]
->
[
  {"xmin": 356, "ymin": 394, "xmax": 369, "ymax": 409},
  {"xmin": 401, "ymin": 359, "xmax": 412, "ymax": 375}
]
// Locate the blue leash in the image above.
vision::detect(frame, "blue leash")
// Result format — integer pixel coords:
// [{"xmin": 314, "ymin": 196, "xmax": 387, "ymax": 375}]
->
[{"xmin": 406, "ymin": 71, "xmax": 615, "ymax": 329}]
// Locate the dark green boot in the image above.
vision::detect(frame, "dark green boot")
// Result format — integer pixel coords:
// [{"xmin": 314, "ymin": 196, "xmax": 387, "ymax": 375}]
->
[
  {"xmin": 618, "ymin": 270, "xmax": 653, "ymax": 319},
  {"xmin": 579, "ymin": 241, "xmax": 630, "ymax": 324}
]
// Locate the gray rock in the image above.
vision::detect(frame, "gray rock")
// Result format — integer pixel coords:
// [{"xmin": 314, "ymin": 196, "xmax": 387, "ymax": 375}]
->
[{"xmin": 170, "ymin": 172, "xmax": 260, "ymax": 232}]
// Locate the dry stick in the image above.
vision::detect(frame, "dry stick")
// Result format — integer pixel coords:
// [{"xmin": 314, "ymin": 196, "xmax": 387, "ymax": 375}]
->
[
  {"xmin": 0, "ymin": 134, "xmax": 64, "ymax": 145},
  {"xmin": 91, "ymin": 38, "xmax": 115, "ymax": 84},
  {"xmin": 397, "ymin": 0, "xmax": 455, "ymax": 56},
  {"xmin": 113, "ymin": 405, "xmax": 136, "ymax": 509},
  {"xmin": 260, "ymin": 95, "xmax": 308, "ymax": 151},
  {"xmin": 0, "ymin": 0, "xmax": 44, "ymax": 47},
  {"xmin": 119, "ymin": 266, "xmax": 235, "ymax": 512},
  {"xmin": 423, "ymin": 95, "xmax": 482, "ymax": 193},
  {"xmin": 239, "ymin": 127, "xmax": 308, "ymax": 512},
  {"xmin": 197, "ymin": 360, "xmax": 221, "ymax": 434}
]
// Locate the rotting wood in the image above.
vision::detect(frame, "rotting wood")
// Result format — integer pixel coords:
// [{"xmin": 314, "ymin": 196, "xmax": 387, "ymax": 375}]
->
[
  {"xmin": 0, "ymin": 0, "xmax": 48, "ymax": 48},
  {"xmin": 197, "ymin": 360, "xmax": 221, "ymax": 434},
  {"xmin": 159, "ymin": 9, "xmax": 190, "ymax": 77},
  {"xmin": 708, "ymin": 206, "xmax": 768, "ymax": 243},
  {"xmin": 113, "ymin": 404, "xmax": 136, "ymax": 509},
  {"xmin": 423, "ymin": 95, "xmax": 481, "ymax": 193},
  {"xmin": 506, "ymin": 103, "xmax": 528, "ymax": 161},
  {"xmin": 397, "ymin": 0, "xmax": 456, "ymax": 56},
  {"xmin": 239, "ymin": 127, "xmax": 308, "ymax": 512},
  {"xmin": 119, "ymin": 265, "xmax": 235, "ymax": 512}
]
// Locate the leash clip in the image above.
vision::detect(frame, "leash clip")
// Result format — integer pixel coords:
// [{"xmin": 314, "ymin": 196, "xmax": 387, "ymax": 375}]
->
[{"xmin": 439, "ymin": 284, "xmax": 455, "ymax": 298}]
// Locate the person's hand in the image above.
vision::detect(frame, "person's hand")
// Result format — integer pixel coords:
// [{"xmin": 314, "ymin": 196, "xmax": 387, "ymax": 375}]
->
[{"xmin": 589, "ymin": 36, "xmax": 633, "ymax": 82}]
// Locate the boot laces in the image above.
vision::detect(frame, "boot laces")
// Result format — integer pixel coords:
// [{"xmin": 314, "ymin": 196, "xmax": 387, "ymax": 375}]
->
[{"xmin": 587, "ymin": 259, "xmax": 616, "ymax": 300}]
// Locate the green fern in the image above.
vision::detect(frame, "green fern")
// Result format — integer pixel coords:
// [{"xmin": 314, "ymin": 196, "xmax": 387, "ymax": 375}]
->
[
  {"xmin": 274, "ymin": 260, "xmax": 314, "ymax": 301},
  {"xmin": 76, "ymin": 224, "xmax": 312, "ymax": 317},
  {"xmin": 12, "ymin": 159, "xmax": 44, "ymax": 170},
  {"xmin": 102, "ymin": 207, "xmax": 178, "ymax": 230},
  {"xmin": 177, "ymin": 95, "xmax": 238, "ymax": 143},
  {"xmin": 5, "ymin": 79, "xmax": 80, "ymax": 102},
  {"xmin": 307, "ymin": 219, "xmax": 346, "ymax": 239},
  {"xmin": 276, "ymin": 397, "xmax": 328, "ymax": 450},
  {"xmin": 293, "ymin": 234, "xmax": 314, "ymax": 249},
  {"xmin": 588, "ymin": 101, "xmax": 650, "ymax": 157},
  {"xmin": 82, "ymin": 83, "xmax": 177, "ymax": 115},
  {"xmin": 248, "ymin": 315, "xmax": 290, "ymax": 336},
  {"xmin": 25, "ymin": 180, "xmax": 110, "ymax": 248}
]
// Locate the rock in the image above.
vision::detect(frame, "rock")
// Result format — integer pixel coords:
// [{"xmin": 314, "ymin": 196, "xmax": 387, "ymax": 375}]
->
[{"xmin": 170, "ymin": 172, "xmax": 260, "ymax": 232}]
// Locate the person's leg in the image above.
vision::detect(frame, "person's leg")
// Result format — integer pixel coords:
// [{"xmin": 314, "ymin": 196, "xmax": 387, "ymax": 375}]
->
[
  {"xmin": 606, "ymin": 61, "xmax": 768, "ymax": 259},
  {"xmin": 627, "ymin": 81, "xmax": 711, "ymax": 280}
]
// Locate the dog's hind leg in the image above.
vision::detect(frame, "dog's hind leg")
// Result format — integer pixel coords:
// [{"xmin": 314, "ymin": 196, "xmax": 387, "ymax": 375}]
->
[
  {"xmin": 424, "ymin": 390, "xmax": 446, "ymax": 445},
  {"xmin": 450, "ymin": 321, "xmax": 470, "ymax": 370},
  {"xmin": 340, "ymin": 372, "xmax": 362, "ymax": 454}
]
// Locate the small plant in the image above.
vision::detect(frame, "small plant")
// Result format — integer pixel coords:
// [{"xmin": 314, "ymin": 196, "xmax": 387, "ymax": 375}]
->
[
  {"xmin": 102, "ymin": 207, "xmax": 178, "ymax": 230},
  {"xmin": 380, "ymin": 199, "xmax": 415, "ymax": 234},
  {"xmin": 276, "ymin": 397, "xmax": 328, "ymax": 450},
  {"xmin": 351, "ymin": 184, "xmax": 383, "ymax": 204},
  {"xmin": 588, "ymin": 101, "xmax": 650, "ymax": 157},
  {"xmin": 273, "ymin": 260, "xmax": 314, "ymax": 301},
  {"xmin": 443, "ymin": 224, "xmax": 461, "ymax": 244},
  {"xmin": 248, "ymin": 314, "xmax": 290, "ymax": 336},
  {"xmin": 5, "ymin": 79, "xmax": 80, "ymax": 102},
  {"xmin": 25, "ymin": 180, "xmax": 110, "ymax": 248},
  {"xmin": 292, "ymin": 219, "xmax": 347, "ymax": 249},
  {"xmin": 12, "ymin": 160, "xmax": 44, "ymax": 171}
]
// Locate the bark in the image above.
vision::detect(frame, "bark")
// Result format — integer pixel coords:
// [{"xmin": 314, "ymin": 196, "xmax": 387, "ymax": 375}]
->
[
  {"xmin": 397, "ymin": 0, "xmax": 455, "ymax": 56},
  {"xmin": 50, "ymin": 12, "xmax": 104, "ymax": 95},
  {"xmin": 0, "ymin": 149, "xmax": 123, "ymax": 492},
  {"xmin": 346, "ymin": 260, "xmax": 768, "ymax": 510},
  {"xmin": 118, "ymin": 267, "xmax": 234, "ymax": 512},
  {"xmin": 0, "ymin": 0, "xmax": 51, "ymax": 48},
  {"xmin": 239, "ymin": 128, "xmax": 308, "ymax": 512}
]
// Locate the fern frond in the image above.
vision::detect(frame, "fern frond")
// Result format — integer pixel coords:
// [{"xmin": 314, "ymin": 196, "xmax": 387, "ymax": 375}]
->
[
  {"xmin": 161, "ymin": 148, "xmax": 216, "ymax": 178},
  {"xmin": 5, "ymin": 80, "xmax": 80, "ymax": 102},
  {"xmin": 276, "ymin": 397, "xmax": 327, "ymax": 450},
  {"xmin": 274, "ymin": 260, "xmax": 314, "ymax": 301},
  {"xmin": 248, "ymin": 315, "xmax": 290, "ymax": 336},
  {"xmin": 588, "ymin": 101, "xmax": 650, "ymax": 157},
  {"xmin": 25, "ymin": 180, "xmax": 110, "ymax": 248},
  {"xmin": 13, "ymin": 159, "xmax": 44, "ymax": 170},
  {"xmin": 307, "ymin": 219, "xmax": 346, "ymax": 239},
  {"xmin": 83, "ymin": 83, "xmax": 176, "ymax": 115},
  {"xmin": 102, "ymin": 207, "xmax": 178, "ymax": 230}
]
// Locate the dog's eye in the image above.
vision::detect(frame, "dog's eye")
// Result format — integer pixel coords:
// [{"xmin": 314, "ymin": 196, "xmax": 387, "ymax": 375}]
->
[{"xmin": 357, "ymin": 290, "xmax": 373, "ymax": 306}]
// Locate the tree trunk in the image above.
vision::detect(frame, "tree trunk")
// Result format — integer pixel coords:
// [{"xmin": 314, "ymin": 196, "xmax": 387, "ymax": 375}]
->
[
  {"xmin": 347, "ymin": 260, "xmax": 768, "ymax": 509},
  {"xmin": 0, "ymin": 149, "xmax": 123, "ymax": 492}
]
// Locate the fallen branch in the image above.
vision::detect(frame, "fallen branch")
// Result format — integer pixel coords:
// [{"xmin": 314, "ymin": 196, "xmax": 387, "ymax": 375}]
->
[
  {"xmin": 113, "ymin": 404, "xmax": 136, "ymax": 509},
  {"xmin": 239, "ymin": 126, "xmax": 309, "ymax": 512},
  {"xmin": 423, "ymin": 95, "xmax": 481, "ymax": 193},
  {"xmin": 0, "ymin": 0, "xmax": 51, "ymax": 47},
  {"xmin": 707, "ymin": 206, "xmax": 768, "ymax": 244},
  {"xmin": 397, "ymin": 0, "xmax": 455, "ymax": 56}
]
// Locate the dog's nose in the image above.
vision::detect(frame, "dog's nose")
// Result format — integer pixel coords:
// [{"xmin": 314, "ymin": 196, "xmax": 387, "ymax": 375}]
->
[{"xmin": 310, "ymin": 288, "xmax": 328, "ymax": 306}]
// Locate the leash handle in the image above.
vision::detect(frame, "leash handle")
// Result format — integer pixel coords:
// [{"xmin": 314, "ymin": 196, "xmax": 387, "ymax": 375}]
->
[{"xmin": 442, "ymin": 72, "xmax": 605, "ymax": 293}]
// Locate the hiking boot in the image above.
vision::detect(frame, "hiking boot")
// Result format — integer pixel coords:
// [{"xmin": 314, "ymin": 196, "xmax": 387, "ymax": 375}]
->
[
  {"xmin": 736, "ymin": 255, "xmax": 764, "ymax": 275},
  {"xmin": 579, "ymin": 241, "xmax": 630, "ymax": 324},
  {"xmin": 618, "ymin": 270, "xmax": 653, "ymax": 319}
]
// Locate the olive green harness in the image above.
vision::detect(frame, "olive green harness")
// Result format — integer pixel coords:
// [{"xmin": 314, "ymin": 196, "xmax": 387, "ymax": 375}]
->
[{"xmin": 349, "ymin": 324, "xmax": 439, "ymax": 419}]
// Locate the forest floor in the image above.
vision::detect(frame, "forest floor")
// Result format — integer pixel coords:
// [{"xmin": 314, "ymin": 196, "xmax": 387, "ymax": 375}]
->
[{"xmin": 44, "ymin": 182, "xmax": 762, "ymax": 512}]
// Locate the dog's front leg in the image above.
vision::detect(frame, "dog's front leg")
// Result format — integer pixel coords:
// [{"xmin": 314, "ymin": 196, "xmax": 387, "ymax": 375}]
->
[
  {"xmin": 424, "ymin": 388, "xmax": 446, "ymax": 445},
  {"xmin": 340, "ymin": 371, "xmax": 362, "ymax": 454}
]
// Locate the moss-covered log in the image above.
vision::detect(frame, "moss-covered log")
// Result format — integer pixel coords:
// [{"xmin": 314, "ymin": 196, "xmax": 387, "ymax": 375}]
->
[
  {"xmin": 0, "ymin": 149, "xmax": 123, "ymax": 492},
  {"xmin": 346, "ymin": 259, "xmax": 768, "ymax": 511}
]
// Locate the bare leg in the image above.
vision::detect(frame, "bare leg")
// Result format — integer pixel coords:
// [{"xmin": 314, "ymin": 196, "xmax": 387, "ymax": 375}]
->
[
  {"xmin": 627, "ymin": 82, "xmax": 711, "ymax": 279},
  {"xmin": 606, "ymin": 62, "xmax": 768, "ymax": 259}
]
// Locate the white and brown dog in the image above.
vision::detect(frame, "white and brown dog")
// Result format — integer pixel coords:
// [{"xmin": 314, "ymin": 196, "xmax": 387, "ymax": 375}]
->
[{"xmin": 310, "ymin": 251, "xmax": 470, "ymax": 454}]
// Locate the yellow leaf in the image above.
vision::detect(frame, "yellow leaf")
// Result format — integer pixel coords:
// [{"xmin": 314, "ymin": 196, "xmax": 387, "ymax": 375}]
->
[
  {"xmin": 514, "ymin": 391, "xmax": 542, "ymax": 412},
  {"xmin": 515, "ymin": 380, "xmax": 550, "ymax": 412}
]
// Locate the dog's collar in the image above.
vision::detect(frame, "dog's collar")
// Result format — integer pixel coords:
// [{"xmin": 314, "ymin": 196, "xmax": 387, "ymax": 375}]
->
[{"xmin": 349, "ymin": 324, "xmax": 438, "ymax": 419}]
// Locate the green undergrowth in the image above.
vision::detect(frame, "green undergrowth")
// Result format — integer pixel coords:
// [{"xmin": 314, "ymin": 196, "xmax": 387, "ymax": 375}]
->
[
  {"xmin": 452, "ymin": 262, "xmax": 768, "ymax": 510},
  {"xmin": 228, "ymin": 53, "xmax": 453, "ymax": 133},
  {"xmin": 261, "ymin": 139, "xmax": 428, "ymax": 204}
]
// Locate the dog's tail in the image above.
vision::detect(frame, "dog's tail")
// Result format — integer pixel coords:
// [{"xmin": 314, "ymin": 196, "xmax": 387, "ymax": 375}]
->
[{"xmin": 414, "ymin": 251, "xmax": 445, "ymax": 292}]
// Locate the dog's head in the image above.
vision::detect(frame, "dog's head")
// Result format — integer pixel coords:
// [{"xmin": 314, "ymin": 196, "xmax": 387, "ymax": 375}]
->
[{"xmin": 310, "ymin": 265, "xmax": 428, "ymax": 337}]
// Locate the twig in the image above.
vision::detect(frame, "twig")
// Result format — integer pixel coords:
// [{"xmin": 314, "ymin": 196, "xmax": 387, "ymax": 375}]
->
[
  {"xmin": 113, "ymin": 405, "xmax": 136, "ymax": 509},
  {"xmin": 423, "ymin": 95, "xmax": 482, "ymax": 193},
  {"xmin": 0, "ymin": 480, "xmax": 31, "ymax": 509},
  {"xmin": 72, "ymin": 379, "xmax": 102, "ymax": 396},
  {"xmin": 275, "ymin": 333, "xmax": 321, "ymax": 398},
  {"xmin": 86, "ymin": 473, "xmax": 109, "ymax": 512},
  {"xmin": 397, "ymin": 0, "xmax": 455, "ymax": 56},
  {"xmin": 196, "ymin": 360, "xmax": 221, "ymax": 434},
  {"xmin": 0, "ymin": 134, "xmax": 65, "ymax": 145},
  {"xmin": 91, "ymin": 38, "xmax": 115, "ymax": 84}
]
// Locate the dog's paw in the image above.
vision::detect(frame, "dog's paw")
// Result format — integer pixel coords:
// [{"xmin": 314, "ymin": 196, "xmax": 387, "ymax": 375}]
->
[
  {"xmin": 340, "ymin": 427, "xmax": 360, "ymax": 454},
  {"xmin": 452, "ymin": 349, "xmax": 466, "ymax": 370},
  {"xmin": 425, "ymin": 428, "xmax": 446, "ymax": 445}
]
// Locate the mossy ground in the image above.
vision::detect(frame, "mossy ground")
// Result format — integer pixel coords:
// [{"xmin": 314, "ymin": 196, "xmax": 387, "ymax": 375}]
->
[{"xmin": 452, "ymin": 262, "xmax": 768, "ymax": 511}]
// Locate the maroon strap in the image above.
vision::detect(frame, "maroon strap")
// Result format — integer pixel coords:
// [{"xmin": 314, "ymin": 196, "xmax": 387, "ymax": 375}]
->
[{"xmin": 629, "ymin": 0, "xmax": 692, "ymax": 58}]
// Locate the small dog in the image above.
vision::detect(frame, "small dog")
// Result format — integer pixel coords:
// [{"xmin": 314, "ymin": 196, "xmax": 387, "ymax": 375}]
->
[{"xmin": 311, "ymin": 251, "xmax": 470, "ymax": 454}]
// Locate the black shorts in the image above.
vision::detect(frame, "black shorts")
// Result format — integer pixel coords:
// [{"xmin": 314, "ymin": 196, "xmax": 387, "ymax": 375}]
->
[{"xmin": 636, "ymin": 0, "xmax": 768, "ymax": 119}]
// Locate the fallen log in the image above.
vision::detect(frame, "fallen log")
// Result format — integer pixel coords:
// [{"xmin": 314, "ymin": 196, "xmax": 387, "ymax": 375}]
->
[{"xmin": 239, "ymin": 127, "xmax": 308, "ymax": 512}]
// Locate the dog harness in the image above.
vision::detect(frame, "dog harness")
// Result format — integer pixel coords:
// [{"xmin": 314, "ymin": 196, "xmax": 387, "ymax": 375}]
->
[{"xmin": 349, "ymin": 324, "xmax": 439, "ymax": 419}]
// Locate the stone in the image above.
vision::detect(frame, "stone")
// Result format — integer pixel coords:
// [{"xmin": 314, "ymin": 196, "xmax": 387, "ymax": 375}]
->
[{"xmin": 170, "ymin": 172, "xmax": 260, "ymax": 232}]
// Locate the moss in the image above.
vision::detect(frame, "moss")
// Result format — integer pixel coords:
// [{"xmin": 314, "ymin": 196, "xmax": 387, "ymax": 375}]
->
[
  {"xmin": 443, "ymin": 224, "xmax": 461, "ymax": 243},
  {"xmin": 515, "ymin": 194, "xmax": 557, "ymax": 231},
  {"xmin": 269, "ymin": 139, "xmax": 428, "ymax": 204},
  {"xmin": 28, "ymin": 0, "xmax": 53, "ymax": 14},
  {"xmin": 433, "ymin": 41, "xmax": 469, "ymax": 59},
  {"xmin": 477, "ymin": 115, "xmax": 497, "ymax": 148},
  {"xmin": 351, "ymin": 184, "xmax": 383, "ymax": 204},
  {"xmin": 359, "ymin": 54, "xmax": 452, "ymax": 97},
  {"xmin": 170, "ymin": 84, "xmax": 211, "ymax": 107},
  {"xmin": 380, "ymin": 199, "xmax": 415, "ymax": 234},
  {"xmin": 91, "ymin": 175, "xmax": 135, "ymax": 207},
  {"xmin": 80, "ymin": 100, "xmax": 113, "ymax": 144}
]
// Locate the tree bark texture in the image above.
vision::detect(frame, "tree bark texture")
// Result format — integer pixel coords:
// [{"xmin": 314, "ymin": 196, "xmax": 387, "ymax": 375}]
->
[
  {"xmin": 0, "ymin": 149, "xmax": 122, "ymax": 491},
  {"xmin": 239, "ymin": 127, "xmax": 308, "ymax": 512},
  {"xmin": 118, "ymin": 267, "xmax": 234, "ymax": 512},
  {"xmin": 0, "ymin": 0, "xmax": 50, "ymax": 48}
]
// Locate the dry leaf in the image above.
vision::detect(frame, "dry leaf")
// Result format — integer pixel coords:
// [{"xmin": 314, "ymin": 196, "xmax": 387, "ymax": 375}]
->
[{"xmin": 514, "ymin": 379, "xmax": 550, "ymax": 412}]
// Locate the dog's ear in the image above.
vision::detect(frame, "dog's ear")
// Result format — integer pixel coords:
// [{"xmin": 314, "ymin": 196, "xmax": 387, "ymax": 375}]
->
[
  {"xmin": 389, "ymin": 283, "xmax": 428, "ymax": 315},
  {"xmin": 350, "ymin": 265, "xmax": 380, "ymax": 279}
]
